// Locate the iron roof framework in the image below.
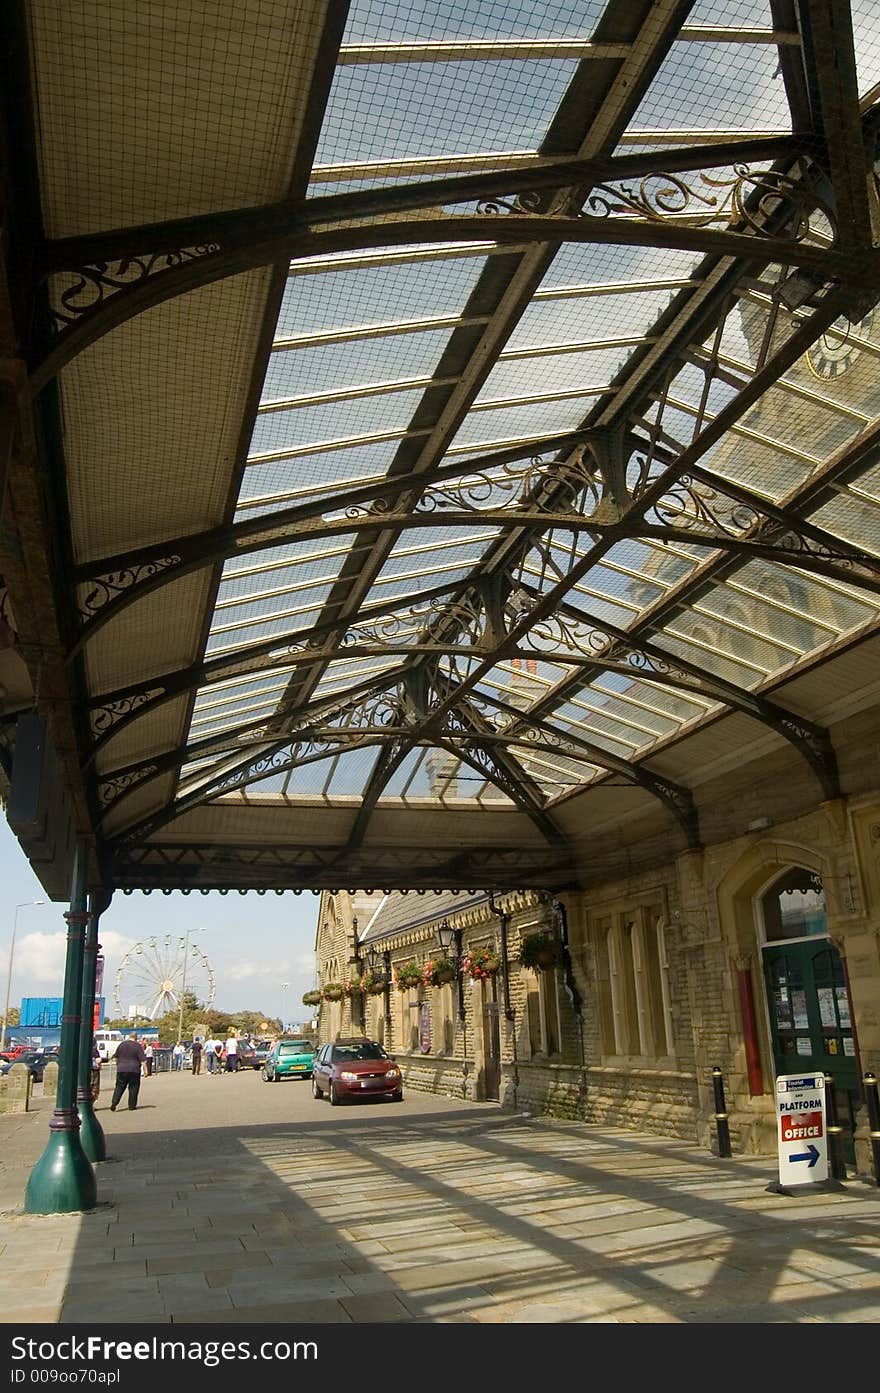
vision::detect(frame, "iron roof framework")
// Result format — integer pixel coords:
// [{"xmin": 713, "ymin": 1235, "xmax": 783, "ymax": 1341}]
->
[{"xmin": 2, "ymin": 0, "xmax": 880, "ymax": 892}]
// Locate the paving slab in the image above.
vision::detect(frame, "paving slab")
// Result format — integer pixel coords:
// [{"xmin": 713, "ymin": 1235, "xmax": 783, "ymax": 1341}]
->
[{"xmin": 0, "ymin": 1071, "xmax": 878, "ymax": 1324}]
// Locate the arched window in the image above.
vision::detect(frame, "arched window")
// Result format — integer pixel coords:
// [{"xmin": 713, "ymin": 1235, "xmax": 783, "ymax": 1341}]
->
[
  {"xmin": 761, "ymin": 868, "xmax": 827, "ymax": 942},
  {"xmin": 590, "ymin": 901, "xmax": 673, "ymax": 1060}
]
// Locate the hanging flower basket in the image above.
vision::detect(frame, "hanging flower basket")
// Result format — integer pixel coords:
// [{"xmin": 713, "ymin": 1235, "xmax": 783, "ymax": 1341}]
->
[
  {"xmin": 423, "ymin": 956, "xmax": 458, "ymax": 987},
  {"xmin": 460, "ymin": 945, "xmax": 501, "ymax": 980},
  {"xmin": 395, "ymin": 962, "xmax": 424, "ymax": 992},
  {"xmin": 518, "ymin": 932, "xmax": 562, "ymax": 971},
  {"xmin": 360, "ymin": 971, "xmax": 388, "ymax": 996},
  {"xmin": 322, "ymin": 982, "xmax": 345, "ymax": 1001},
  {"xmin": 302, "ymin": 990, "xmax": 322, "ymax": 1007}
]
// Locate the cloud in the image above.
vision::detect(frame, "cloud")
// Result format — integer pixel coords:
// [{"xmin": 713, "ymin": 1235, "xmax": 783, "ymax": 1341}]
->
[
  {"xmin": 2, "ymin": 928, "xmax": 139, "ymax": 1003},
  {"xmin": 10, "ymin": 931, "xmax": 67, "ymax": 990},
  {"xmin": 224, "ymin": 962, "xmax": 266, "ymax": 982}
]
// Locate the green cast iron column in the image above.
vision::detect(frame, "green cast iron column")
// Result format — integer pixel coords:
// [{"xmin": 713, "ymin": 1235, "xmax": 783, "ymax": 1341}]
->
[
  {"xmin": 76, "ymin": 891, "xmax": 109, "ymax": 1163},
  {"xmin": 25, "ymin": 841, "xmax": 97, "ymax": 1212}
]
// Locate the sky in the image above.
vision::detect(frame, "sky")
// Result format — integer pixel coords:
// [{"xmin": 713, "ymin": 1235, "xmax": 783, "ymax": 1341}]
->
[{"xmin": 0, "ymin": 816, "xmax": 321, "ymax": 1026}]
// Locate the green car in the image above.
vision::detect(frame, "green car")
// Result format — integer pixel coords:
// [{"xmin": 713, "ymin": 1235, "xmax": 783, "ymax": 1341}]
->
[{"xmin": 261, "ymin": 1038, "xmax": 315, "ymax": 1082}]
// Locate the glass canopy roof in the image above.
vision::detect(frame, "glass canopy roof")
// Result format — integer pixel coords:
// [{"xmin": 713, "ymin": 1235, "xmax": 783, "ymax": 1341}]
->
[{"xmin": 6, "ymin": 0, "xmax": 880, "ymax": 890}]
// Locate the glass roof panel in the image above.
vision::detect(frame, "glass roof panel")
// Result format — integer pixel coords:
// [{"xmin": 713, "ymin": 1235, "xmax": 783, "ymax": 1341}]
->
[
  {"xmin": 475, "ymin": 346, "xmax": 637, "ymax": 406},
  {"xmin": 509, "ymin": 290, "xmax": 673, "ymax": 351},
  {"xmin": 324, "ymin": 747, "xmax": 385, "ymax": 797},
  {"xmin": 343, "ymin": 0, "xmax": 608, "ymax": 45},
  {"xmin": 249, "ymin": 388, "xmax": 430, "ymax": 457},
  {"xmin": 276, "ymin": 254, "xmax": 490, "ymax": 337},
  {"xmin": 452, "ymin": 397, "xmax": 608, "ymax": 451},
  {"xmin": 307, "ymin": 659, "xmax": 404, "ymax": 706},
  {"xmin": 538, "ymin": 242, "xmax": 703, "ymax": 291},
  {"xmin": 154, "ymin": 0, "xmax": 880, "ymax": 831},
  {"xmin": 628, "ymin": 38, "xmax": 792, "ymax": 137},
  {"xmin": 851, "ymin": 0, "xmax": 880, "ymax": 96},
  {"xmin": 238, "ymin": 441, "xmax": 402, "ymax": 515},
  {"xmin": 314, "ymin": 58, "xmax": 580, "ymax": 180},
  {"xmin": 262, "ymin": 327, "xmax": 457, "ymax": 400}
]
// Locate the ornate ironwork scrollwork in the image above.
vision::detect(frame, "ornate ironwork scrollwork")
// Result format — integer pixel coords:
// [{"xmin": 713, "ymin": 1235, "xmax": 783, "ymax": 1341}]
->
[
  {"xmin": 584, "ymin": 166, "xmax": 835, "ymax": 241},
  {"xmin": 528, "ymin": 610, "xmax": 611, "ymax": 661},
  {"xmin": 773, "ymin": 530, "xmax": 857, "ymax": 570},
  {"xmin": 475, "ymin": 191, "xmax": 544, "ymax": 217},
  {"xmin": 416, "ymin": 448, "xmax": 602, "ymax": 520},
  {"xmin": 651, "ymin": 476, "xmax": 761, "ymax": 537},
  {"xmin": 50, "ymin": 246, "xmax": 222, "ymax": 331},
  {"xmin": 98, "ymin": 765, "xmax": 159, "ymax": 807},
  {"xmin": 80, "ymin": 557, "xmax": 183, "ymax": 619},
  {"xmin": 91, "ymin": 687, "xmax": 167, "ymax": 735},
  {"xmin": 343, "ymin": 592, "xmax": 486, "ymax": 650}
]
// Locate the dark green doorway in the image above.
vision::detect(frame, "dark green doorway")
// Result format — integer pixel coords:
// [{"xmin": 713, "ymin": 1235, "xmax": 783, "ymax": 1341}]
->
[{"xmin": 762, "ymin": 938, "xmax": 859, "ymax": 1163}]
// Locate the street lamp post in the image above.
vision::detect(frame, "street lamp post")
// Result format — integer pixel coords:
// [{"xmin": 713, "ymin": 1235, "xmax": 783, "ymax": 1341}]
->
[
  {"xmin": 280, "ymin": 982, "xmax": 290, "ymax": 1033},
  {"xmin": 176, "ymin": 927, "xmax": 206, "ymax": 1046},
  {"xmin": 1, "ymin": 900, "xmax": 46, "ymax": 1052}
]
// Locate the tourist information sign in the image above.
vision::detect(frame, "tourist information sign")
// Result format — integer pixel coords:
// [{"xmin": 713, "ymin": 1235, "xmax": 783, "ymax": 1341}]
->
[{"xmin": 776, "ymin": 1073, "xmax": 828, "ymax": 1187}]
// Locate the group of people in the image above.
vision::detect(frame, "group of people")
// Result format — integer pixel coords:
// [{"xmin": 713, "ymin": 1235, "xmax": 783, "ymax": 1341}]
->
[
  {"xmin": 107, "ymin": 1030, "xmax": 245, "ymax": 1111},
  {"xmin": 165, "ymin": 1034, "xmax": 244, "ymax": 1074},
  {"xmin": 201, "ymin": 1034, "xmax": 241, "ymax": 1074}
]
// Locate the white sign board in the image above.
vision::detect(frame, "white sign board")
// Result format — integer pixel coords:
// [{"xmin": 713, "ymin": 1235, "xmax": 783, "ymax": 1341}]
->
[{"xmin": 776, "ymin": 1073, "xmax": 828, "ymax": 1186}]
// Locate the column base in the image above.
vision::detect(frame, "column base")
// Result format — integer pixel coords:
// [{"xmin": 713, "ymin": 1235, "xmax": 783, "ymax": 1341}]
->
[
  {"xmin": 24, "ymin": 1111, "xmax": 97, "ymax": 1213},
  {"xmin": 77, "ymin": 1091, "xmax": 107, "ymax": 1163}
]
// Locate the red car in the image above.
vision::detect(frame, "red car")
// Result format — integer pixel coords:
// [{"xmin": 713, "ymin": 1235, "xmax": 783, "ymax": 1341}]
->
[{"xmin": 311, "ymin": 1038, "xmax": 403, "ymax": 1105}]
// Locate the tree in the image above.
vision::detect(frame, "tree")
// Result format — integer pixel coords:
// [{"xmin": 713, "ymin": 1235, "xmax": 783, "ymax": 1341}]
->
[{"xmin": 4, "ymin": 1007, "xmax": 19, "ymax": 1027}]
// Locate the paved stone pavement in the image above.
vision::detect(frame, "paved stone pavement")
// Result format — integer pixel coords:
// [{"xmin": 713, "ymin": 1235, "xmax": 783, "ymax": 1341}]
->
[{"xmin": 0, "ymin": 1069, "xmax": 878, "ymax": 1323}]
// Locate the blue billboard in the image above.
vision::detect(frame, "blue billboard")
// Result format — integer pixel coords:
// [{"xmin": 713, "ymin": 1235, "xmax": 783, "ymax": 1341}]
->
[{"xmin": 20, "ymin": 996, "xmax": 106, "ymax": 1028}]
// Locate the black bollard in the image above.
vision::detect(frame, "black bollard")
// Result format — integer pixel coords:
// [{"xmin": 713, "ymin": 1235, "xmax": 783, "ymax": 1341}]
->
[
  {"xmin": 712, "ymin": 1066, "xmax": 732, "ymax": 1158},
  {"xmin": 824, "ymin": 1076, "xmax": 847, "ymax": 1181},
  {"xmin": 864, "ymin": 1072, "xmax": 880, "ymax": 1187}
]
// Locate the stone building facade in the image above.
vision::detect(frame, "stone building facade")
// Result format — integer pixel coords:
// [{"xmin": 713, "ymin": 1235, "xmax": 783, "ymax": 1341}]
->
[{"xmin": 314, "ymin": 770, "xmax": 880, "ymax": 1174}]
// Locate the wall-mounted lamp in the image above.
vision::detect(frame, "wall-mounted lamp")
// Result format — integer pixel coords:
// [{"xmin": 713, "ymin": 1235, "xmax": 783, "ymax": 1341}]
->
[
  {"xmin": 434, "ymin": 918, "xmax": 465, "ymax": 1021},
  {"xmin": 363, "ymin": 943, "xmax": 392, "ymax": 1045}
]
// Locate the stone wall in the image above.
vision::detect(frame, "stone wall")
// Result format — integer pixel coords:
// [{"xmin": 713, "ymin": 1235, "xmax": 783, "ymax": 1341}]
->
[{"xmin": 313, "ymin": 774, "xmax": 880, "ymax": 1174}]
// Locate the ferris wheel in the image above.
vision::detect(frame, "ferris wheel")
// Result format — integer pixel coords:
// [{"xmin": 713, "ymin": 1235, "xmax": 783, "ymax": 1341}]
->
[{"xmin": 113, "ymin": 934, "xmax": 215, "ymax": 1021}]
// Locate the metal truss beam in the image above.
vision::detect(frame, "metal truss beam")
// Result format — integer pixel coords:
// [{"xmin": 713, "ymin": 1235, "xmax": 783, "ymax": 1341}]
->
[
  {"xmin": 429, "ymin": 676, "xmax": 565, "ymax": 843},
  {"xmin": 74, "ymin": 474, "xmax": 880, "ymax": 653},
  {"xmin": 93, "ymin": 666, "xmax": 410, "ymax": 828},
  {"xmin": 515, "ymin": 411, "xmax": 880, "ymax": 802},
  {"xmin": 468, "ymin": 686, "xmax": 700, "ymax": 847},
  {"xmin": 83, "ymin": 580, "xmax": 476, "ymax": 757},
  {"xmin": 363, "ymin": 287, "xmax": 856, "ymax": 811},
  {"xmin": 510, "ymin": 588, "xmax": 840, "ymax": 802},
  {"xmin": 799, "ymin": 0, "xmax": 874, "ymax": 247},
  {"xmin": 40, "ymin": 134, "xmax": 799, "ymax": 276},
  {"xmin": 71, "ymin": 428, "xmax": 605, "ymax": 649},
  {"xmin": 104, "ymin": 843, "xmax": 580, "ymax": 894},
  {"xmin": 32, "ymin": 211, "xmax": 869, "ymax": 392},
  {"xmin": 133, "ymin": 280, "xmax": 866, "ymax": 822},
  {"xmin": 243, "ymin": 0, "xmax": 698, "ymax": 763},
  {"xmin": 635, "ymin": 523, "xmax": 880, "ymax": 594}
]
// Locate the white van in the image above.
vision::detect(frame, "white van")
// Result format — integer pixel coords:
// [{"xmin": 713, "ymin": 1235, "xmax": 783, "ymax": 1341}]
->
[{"xmin": 94, "ymin": 1029, "xmax": 123, "ymax": 1062}]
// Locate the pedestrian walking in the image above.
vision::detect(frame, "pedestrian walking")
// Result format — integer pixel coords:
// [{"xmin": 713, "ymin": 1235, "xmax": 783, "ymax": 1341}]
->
[
  {"xmin": 191, "ymin": 1037, "xmax": 203, "ymax": 1075},
  {"xmin": 109, "ymin": 1033, "xmax": 146, "ymax": 1111},
  {"xmin": 144, "ymin": 1042, "xmax": 154, "ymax": 1077},
  {"xmin": 224, "ymin": 1033, "xmax": 239, "ymax": 1073},
  {"xmin": 172, "ymin": 1041, "xmax": 185, "ymax": 1071}
]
